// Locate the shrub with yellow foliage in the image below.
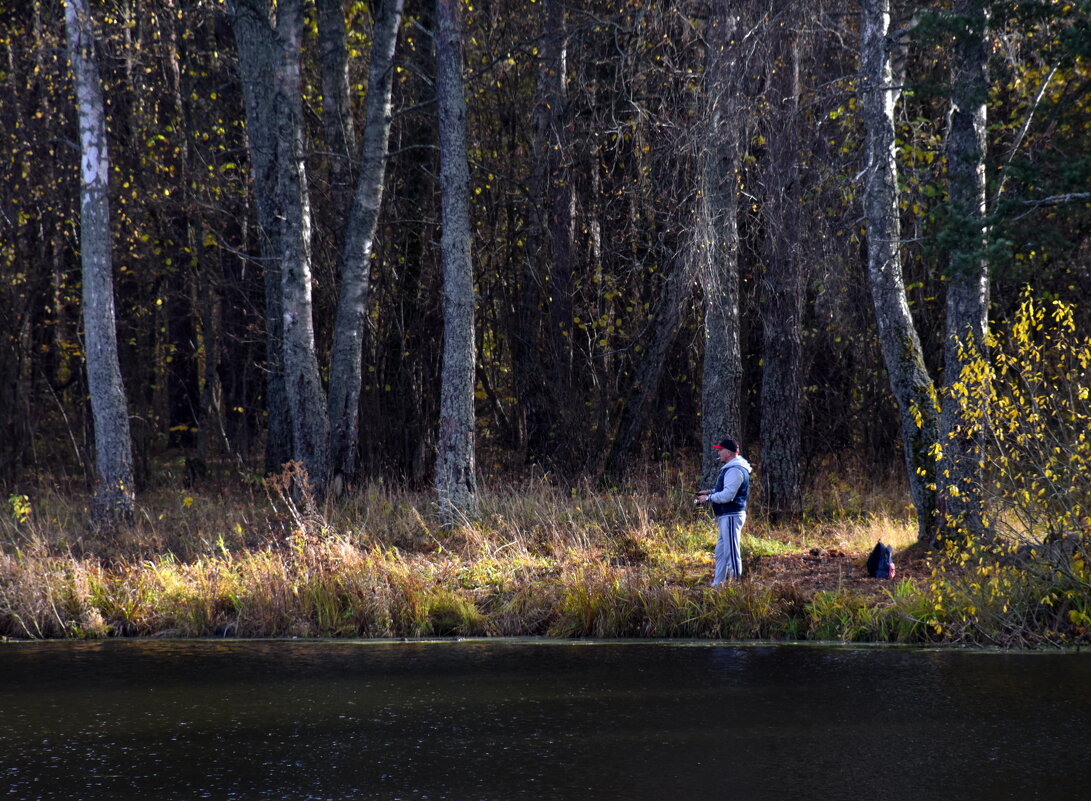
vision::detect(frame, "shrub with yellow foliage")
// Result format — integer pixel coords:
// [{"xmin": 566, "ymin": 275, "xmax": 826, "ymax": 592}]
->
[{"xmin": 931, "ymin": 293, "xmax": 1090, "ymax": 644}]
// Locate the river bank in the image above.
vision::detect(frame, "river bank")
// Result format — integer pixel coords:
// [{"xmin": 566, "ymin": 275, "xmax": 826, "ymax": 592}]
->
[{"xmin": 1, "ymin": 467, "xmax": 1086, "ymax": 646}]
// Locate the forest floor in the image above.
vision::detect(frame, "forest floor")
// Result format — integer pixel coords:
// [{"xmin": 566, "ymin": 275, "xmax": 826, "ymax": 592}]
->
[
  {"xmin": 0, "ymin": 463, "xmax": 1081, "ymax": 645},
  {"xmin": 744, "ymin": 546, "xmax": 934, "ymax": 597}
]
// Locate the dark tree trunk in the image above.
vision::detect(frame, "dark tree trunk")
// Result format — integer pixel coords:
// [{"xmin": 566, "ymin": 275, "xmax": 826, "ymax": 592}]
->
[
  {"xmin": 603, "ymin": 251, "xmax": 696, "ymax": 480},
  {"xmin": 939, "ymin": 0, "xmax": 990, "ymax": 537},
  {"xmin": 698, "ymin": 5, "xmax": 748, "ymax": 488},
  {"xmin": 759, "ymin": 20, "xmax": 804, "ymax": 522},
  {"xmin": 541, "ymin": 0, "xmax": 575, "ymax": 395},
  {"xmin": 434, "ymin": 0, "xmax": 477, "ymax": 522},
  {"xmin": 315, "ymin": 0, "xmax": 356, "ymax": 222},
  {"xmin": 228, "ymin": 0, "xmax": 292, "ymax": 473},
  {"xmin": 165, "ymin": 261, "xmax": 200, "ymax": 449},
  {"xmin": 65, "ymin": 0, "xmax": 135, "ymax": 527},
  {"xmin": 157, "ymin": 0, "xmax": 201, "ymax": 452},
  {"xmin": 518, "ymin": 0, "xmax": 573, "ymax": 469}
]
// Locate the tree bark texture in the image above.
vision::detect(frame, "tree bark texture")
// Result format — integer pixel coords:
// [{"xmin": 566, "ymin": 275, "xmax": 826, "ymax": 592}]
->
[
  {"xmin": 327, "ymin": 0, "xmax": 404, "ymax": 488},
  {"xmin": 603, "ymin": 250, "xmax": 696, "ymax": 480},
  {"xmin": 541, "ymin": 0, "xmax": 575, "ymax": 395},
  {"xmin": 861, "ymin": 0, "xmax": 939, "ymax": 542},
  {"xmin": 698, "ymin": 6, "xmax": 747, "ymax": 488},
  {"xmin": 518, "ymin": 0, "xmax": 573, "ymax": 468},
  {"xmin": 759, "ymin": 20, "xmax": 804, "ymax": 522},
  {"xmin": 65, "ymin": 0, "xmax": 135, "ymax": 527},
  {"xmin": 315, "ymin": 0, "xmax": 357, "ymax": 221},
  {"xmin": 228, "ymin": 0, "xmax": 292, "ymax": 473},
  {"xmin": 434, "ymin": 0, "xmax": 477, "ymax": 522},
  {"xmin": 275, "ymin": 0, "xmax": 331, "ymax": 497},
  {"xmin": 939, "ymin": 0, "xmax": 990, "ymax": 537}
]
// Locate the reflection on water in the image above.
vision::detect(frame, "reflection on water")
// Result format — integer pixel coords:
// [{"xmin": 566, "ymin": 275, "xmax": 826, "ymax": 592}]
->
[{"xmin": 1, "ymin": 639, "xmax": 1089, "ymax": 800}]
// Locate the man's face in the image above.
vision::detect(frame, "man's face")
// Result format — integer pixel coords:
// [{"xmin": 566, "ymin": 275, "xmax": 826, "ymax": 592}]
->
[{"xmin": 716, "ymin": 448, "xmax": 735, "ymax": 464}]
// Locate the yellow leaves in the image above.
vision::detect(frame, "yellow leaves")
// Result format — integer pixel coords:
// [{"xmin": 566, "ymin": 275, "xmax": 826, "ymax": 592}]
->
[
  {"xmin": 910, "ymin": 401, "xmax": 925, "ymax": 429},
  {"xmin": 8, "ymin": 493, "xmax": 31, "ymax": 524}
]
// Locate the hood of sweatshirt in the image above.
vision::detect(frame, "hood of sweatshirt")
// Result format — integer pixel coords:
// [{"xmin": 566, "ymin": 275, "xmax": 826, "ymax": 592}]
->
[{"xmin": 726, "ymin": 455, "xmax": 752, "ymax": 473}]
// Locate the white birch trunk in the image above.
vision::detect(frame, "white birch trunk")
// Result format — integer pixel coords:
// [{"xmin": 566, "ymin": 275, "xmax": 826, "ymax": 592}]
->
[
  {"xmin": 275, "ymin": 0, "xmax": 331, "ymax": 497},
  {"xmin": 327, "ymin": 0, "xmax": 405, "ymax": 487},
  {"xmin": 64, "ymin": 0, "xmax": 135, "ymax": 528},
  {"xmin": 861, "ymin": 0, "xmax": 939, "ymax": 541}
]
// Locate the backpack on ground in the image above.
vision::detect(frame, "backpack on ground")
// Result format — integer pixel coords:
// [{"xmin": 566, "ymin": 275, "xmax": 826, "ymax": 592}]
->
[{"xmin": 866, "ymin": 541, "xmax": 896, "ymax": 579}]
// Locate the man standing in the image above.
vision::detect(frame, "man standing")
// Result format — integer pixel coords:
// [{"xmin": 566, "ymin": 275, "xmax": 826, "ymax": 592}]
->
[{"xmin": 697, "ymin": 438, "xmax": 752, "ymax": 585}]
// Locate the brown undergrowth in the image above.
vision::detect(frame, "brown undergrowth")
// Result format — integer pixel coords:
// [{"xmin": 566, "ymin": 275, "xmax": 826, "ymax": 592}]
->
[{"xmin": 0, "ymin": 461, "xmax": 1085, "ymax": 646}]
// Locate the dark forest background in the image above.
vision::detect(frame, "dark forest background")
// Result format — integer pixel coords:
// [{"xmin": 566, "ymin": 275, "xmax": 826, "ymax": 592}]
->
[{"xmin": 2, "ymin": 0, "xmax": 1089, "ymax": 518}]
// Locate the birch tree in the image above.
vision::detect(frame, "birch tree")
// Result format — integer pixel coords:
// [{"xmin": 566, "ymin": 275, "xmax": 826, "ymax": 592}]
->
[
  {"xmin": 64, "ymin": 0, "xmax": 135, "ymax": 527},
  {"xmin": 860, "ymin": 0, "xmax": 939, "ymax": 541},
  {"xmin": 274, "ymin": 0, "xmax": 331, "ymax": 497},
  {"xmin": 434, "ymin": 0, "xmax": 477, "ymax": 522},
  {"xmin": 328, "ymin": 0, "xmax": 405, "ymax": 488},
  {"xmin": 232, "ymin": 0, "xmax": 404, "ymax": 495}
]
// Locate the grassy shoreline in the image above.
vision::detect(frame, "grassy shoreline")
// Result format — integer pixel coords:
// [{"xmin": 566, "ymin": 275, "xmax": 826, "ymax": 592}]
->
[{"xmin": 2, "ymin": 468, "xmax": 1087, "ymax": 647}]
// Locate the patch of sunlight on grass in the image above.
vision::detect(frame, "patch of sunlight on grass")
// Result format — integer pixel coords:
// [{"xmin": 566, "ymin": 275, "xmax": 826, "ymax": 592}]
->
[{"xmin": 743, "ymin": 534, "xmax": 796, "ymax": 558}]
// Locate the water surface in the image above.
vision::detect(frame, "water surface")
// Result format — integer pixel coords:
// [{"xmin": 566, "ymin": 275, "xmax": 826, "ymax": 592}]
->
[{"xmin": 2, "ymin": 639, "xmax": 1088, "ymax": 800}]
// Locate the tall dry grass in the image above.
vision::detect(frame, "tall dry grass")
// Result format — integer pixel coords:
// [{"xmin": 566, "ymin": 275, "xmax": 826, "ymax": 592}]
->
[{"xmin": 1, "ymin": 461, "xmax": 1081, "ymax": 645}]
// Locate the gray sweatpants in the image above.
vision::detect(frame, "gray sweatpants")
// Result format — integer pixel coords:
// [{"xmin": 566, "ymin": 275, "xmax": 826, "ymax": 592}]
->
[{"xmin": 712, "ymin": 513, "xmax": 745, "ymax": 585}]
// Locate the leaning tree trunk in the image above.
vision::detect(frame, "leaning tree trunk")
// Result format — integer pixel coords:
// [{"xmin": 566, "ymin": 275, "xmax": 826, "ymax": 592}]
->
[
  {"xmin": 434, "ymin": 0, "xmax": 477, "ymax": 523},
  {"xmin": 64, "ymin": 0, "xmax": 135, "ymax": 528},
  {"xmin": 759, "ymin": 20, "xmax": 804, "ymax": 523},
  {"xmin": 861, "ymin": 0, "xmax": 939, "ymax": 542},
  {"xmin": 228, "ymin": 0, "xmax": 292, "ymax": 474},
  {"xmin": 603, "ymin": 249, "xmax": 696, "ymax": 481},
  {"xmin": 698, "ymin": 5, "xmax": 748, "ymax": 488},
  {"xmin": 939, "ymin": 0, "xmax": 990, "ymax": 538},
  {"xmin": 327, "ymin": 0, "xmax": 404, "ymax": 490},
  {"xmin": 275, "ymin": 0, "xmax": 331, "ymax": 497}
]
